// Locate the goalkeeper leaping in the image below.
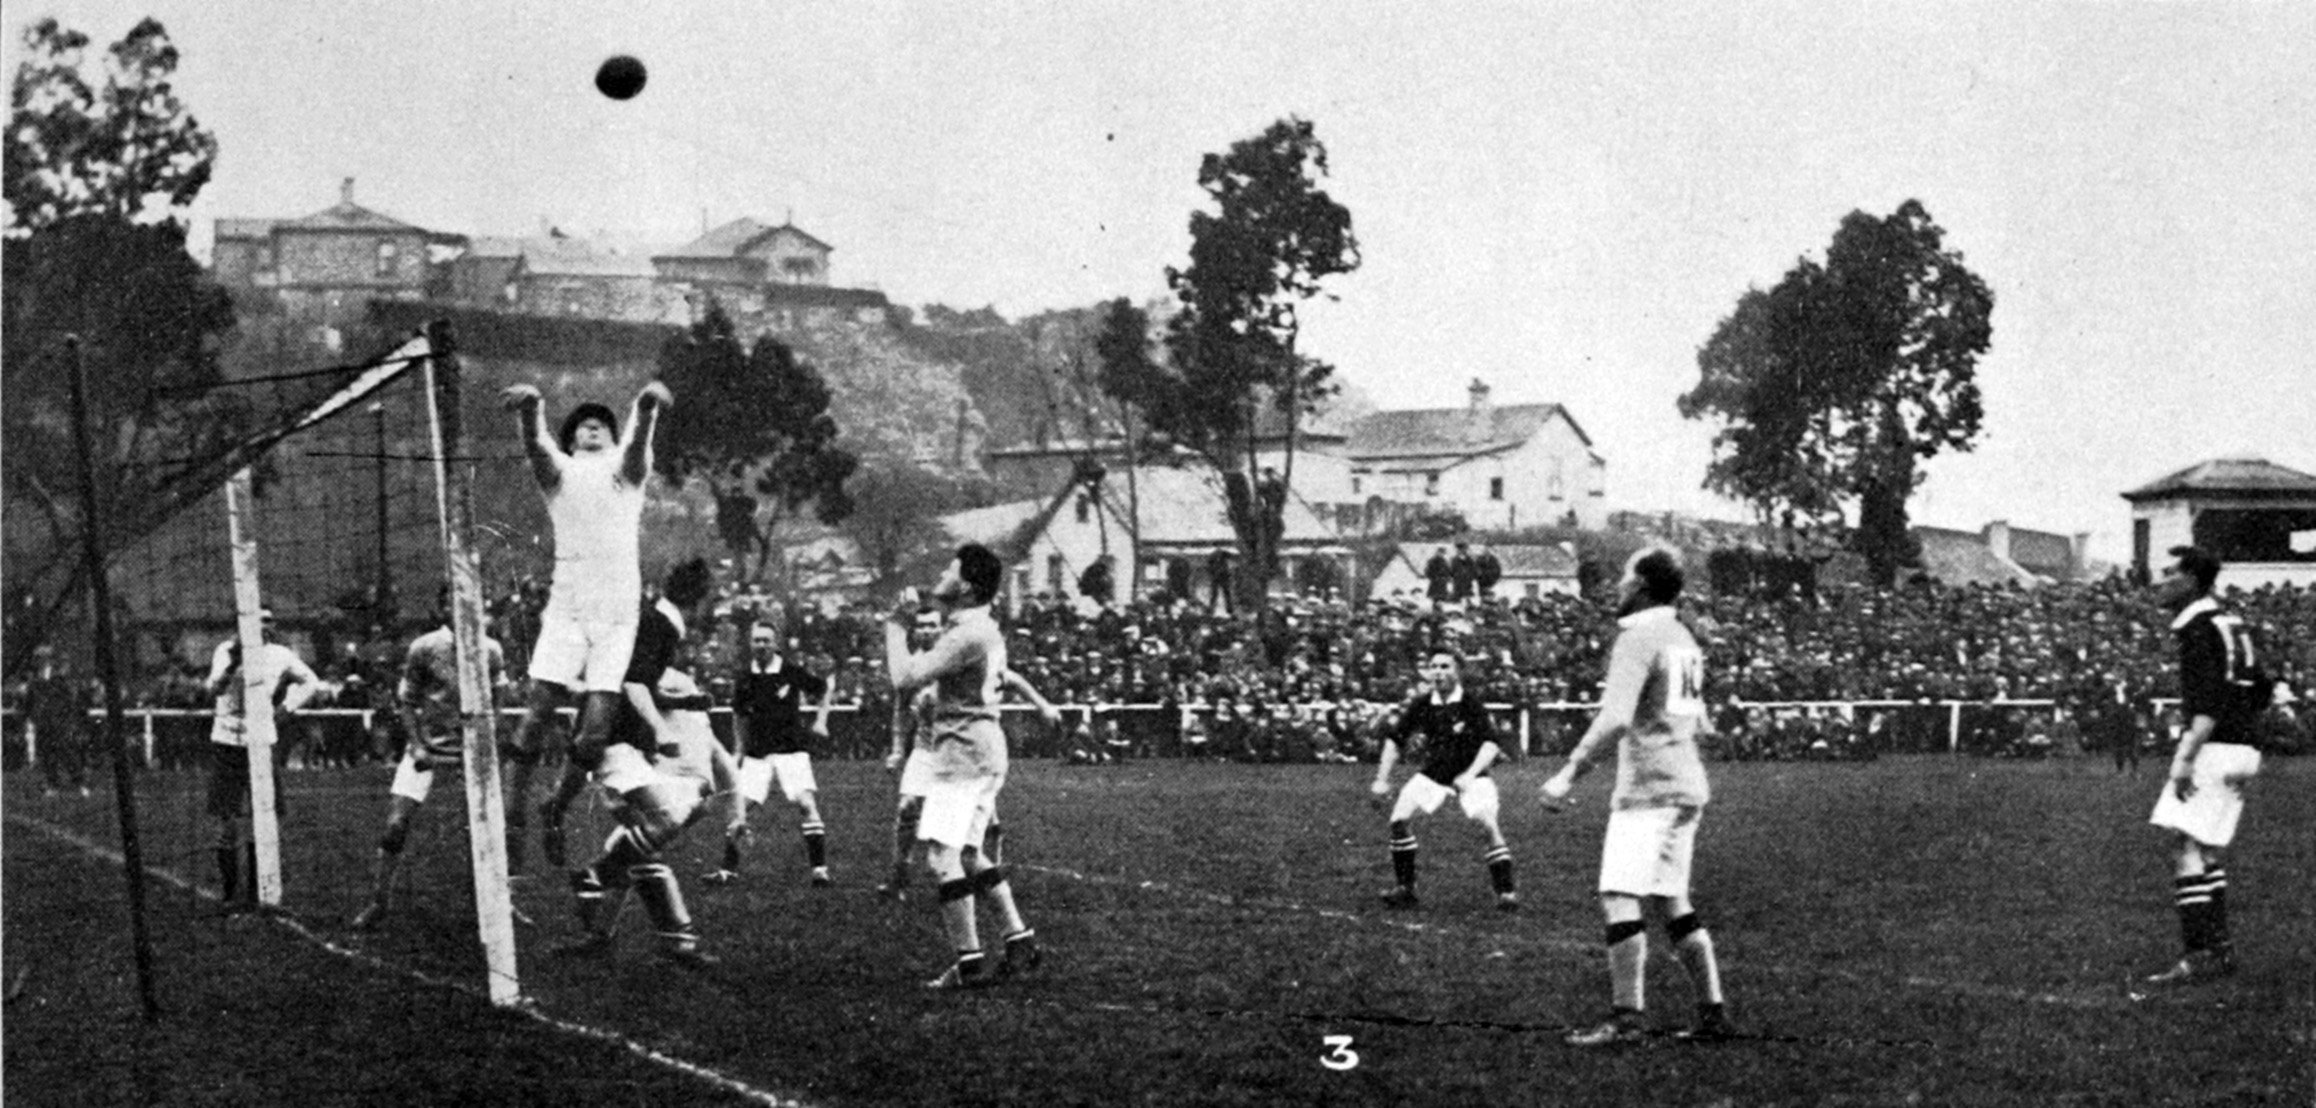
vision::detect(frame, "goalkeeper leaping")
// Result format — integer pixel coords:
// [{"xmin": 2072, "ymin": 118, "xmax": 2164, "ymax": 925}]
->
[{"xmin": 499, "ymin": 379, "xmax": 672, "ymax": 871}]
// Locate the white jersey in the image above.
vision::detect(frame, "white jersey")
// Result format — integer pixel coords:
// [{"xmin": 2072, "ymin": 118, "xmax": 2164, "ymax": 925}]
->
[
  {"xmin": 544, "ymin": 448, "xmax": 645, "ymax": 622},
  {"xmin": 653, "ymin": 668, "xmax": 721, "ymax": 790},
  {"xmin": 207, "ymin": 640, "xmax": 319, "ymax": 747}
]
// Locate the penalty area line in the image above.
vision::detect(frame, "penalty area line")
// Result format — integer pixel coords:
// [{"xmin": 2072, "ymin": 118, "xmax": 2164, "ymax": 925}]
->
[{"xmin": 6, "ymin": 813, "xmax": 819, "ymax": 1108}]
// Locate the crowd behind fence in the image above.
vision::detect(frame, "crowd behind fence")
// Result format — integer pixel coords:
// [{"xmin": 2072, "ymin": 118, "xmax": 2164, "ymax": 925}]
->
[{"xmin": 11, "ymin": 692, "xmax": 2301, "ymax": 780}]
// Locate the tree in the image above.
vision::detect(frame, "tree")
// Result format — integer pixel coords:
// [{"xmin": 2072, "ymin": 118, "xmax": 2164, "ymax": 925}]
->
[
  {"xmin": 6, "ymin": 17, "xmax": 217, "ymax": 235},
  {"xmin": 654, "ymin": 303, "xmax": 858, "ymax": 585},
  {"xmin": 3, "ymin": 18, "xmax": 234, "ymax": 671},
  {"xmin": 1678, "ymin": 200, "xmax": 1993, "ymax": 587},
  {"xmin": 1106, "ymin": 116, "xmax": 1359, "ymax": 612},
  {"xmin": 841, "ymin": 457, "xmax": 990, "ymax": 585}
]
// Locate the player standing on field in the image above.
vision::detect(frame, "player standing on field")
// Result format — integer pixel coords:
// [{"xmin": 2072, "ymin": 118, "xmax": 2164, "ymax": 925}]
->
[
  {"xmin": 1368, "ymin": 651, "xmax": 1519, "ymax": 911},
  {"xmin": 2137, "ymin": 545, "xmax": 2270, "ymax": 992},
  {"xmin": 707, "ymin": 618, "xmax": 836, "ymax": 888},
  {"xmin": 349, "ymin": 592, "xmax": 506, "ymax": 931},
  {"xmin": 204, "ymin": 608, "xmax": 319, "ymax": 912},
  {"xmin": 1541, "ymin": 546, "xmax": 1736, "ymax": 1046},
  {"xmin": 882, "ymin": 544, "xmax": 1041, "ymax": 989},
  {"xmin": 498, "ymin": 379, "xmax": 671, "ymax": 870},
  {"xmin": 554, "ymin": 558, "xmax": 733, "ymax": 968},
  {"xmin": 880, "ymin": 608, "xmax": 1062, "ymax": 899}
]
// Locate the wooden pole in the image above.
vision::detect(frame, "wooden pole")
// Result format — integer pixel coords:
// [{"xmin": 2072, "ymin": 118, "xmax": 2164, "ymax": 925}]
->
[
  {"xmin": 66, "ymin": 334, "xmax": 160, "ymax": 1021},
  {"xmin": 223, "ymin": 469, "xmax": 285, "ymax": 908}
]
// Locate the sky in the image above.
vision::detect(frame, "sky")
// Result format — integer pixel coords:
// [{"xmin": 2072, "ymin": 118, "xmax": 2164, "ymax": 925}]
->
[{"xmin": 8, "ymin": 1, "xmax": 2313, "ymax": 564}]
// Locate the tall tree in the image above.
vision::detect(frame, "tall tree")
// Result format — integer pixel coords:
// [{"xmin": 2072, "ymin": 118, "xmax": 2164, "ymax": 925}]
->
[
  {"xmin": 654, "ymin": 303, "xmax": 858, "ymax": 585},
  {"xmin": 1107, "ymin": 116, "xmax": 1359, "ymax": 612},
  {"xmin": 5, "ymin": 17, "xmax": 217, "ymax": 234},
  {"xmin": 1678, "ymin": 199, "xmax": 1994, "ymax": 586},
  {"xmin": 3, "ymin": 18, "xmax": 234, "ymax": 671},
  {"xmin": 841, "ymin": 458, "xmax": 990, "ymax": 585}
]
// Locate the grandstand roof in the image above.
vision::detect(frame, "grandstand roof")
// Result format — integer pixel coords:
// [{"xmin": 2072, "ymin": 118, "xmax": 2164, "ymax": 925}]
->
[{"xmin": 2122, "ymin": 456, "xmax": 2316, "ymax": 501}]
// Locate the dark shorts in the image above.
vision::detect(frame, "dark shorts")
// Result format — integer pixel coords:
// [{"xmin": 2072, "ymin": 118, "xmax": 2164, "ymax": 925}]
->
[{"xmin": 206, "ymin": 743, "xmax": 286, "ymax": 819}]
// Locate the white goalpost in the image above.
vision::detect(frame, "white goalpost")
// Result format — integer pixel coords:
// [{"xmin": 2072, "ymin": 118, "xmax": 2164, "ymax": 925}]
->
[{"xmin": 219, "ymin": 326, "xmax": 524, "ymax": 1005}]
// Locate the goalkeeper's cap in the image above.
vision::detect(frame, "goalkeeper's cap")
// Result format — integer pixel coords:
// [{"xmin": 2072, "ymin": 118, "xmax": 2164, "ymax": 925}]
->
[{"xmin": 558, "ymin": 402, "xmax": 620, "ymax": 452}]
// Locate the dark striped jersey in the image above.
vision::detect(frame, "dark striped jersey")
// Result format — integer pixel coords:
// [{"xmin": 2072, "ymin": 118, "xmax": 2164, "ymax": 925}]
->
[{"xmin": 608, "ymin": 599, "xmax": 684, "ymax": 753}]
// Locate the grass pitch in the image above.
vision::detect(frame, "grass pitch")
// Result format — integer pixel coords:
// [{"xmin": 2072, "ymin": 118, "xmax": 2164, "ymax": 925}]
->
[{"xmin": 6, "ymin": 753, "xmax": 2311, "ymax": 1106}]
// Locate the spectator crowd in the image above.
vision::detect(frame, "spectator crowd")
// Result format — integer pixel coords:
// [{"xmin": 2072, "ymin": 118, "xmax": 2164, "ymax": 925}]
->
[{"xmin": 10, "ymin": 574, "xmax": 2312, "ymax": 770}]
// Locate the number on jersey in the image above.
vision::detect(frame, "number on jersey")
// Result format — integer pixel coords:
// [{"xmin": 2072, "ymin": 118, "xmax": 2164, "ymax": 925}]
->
[{"xmin": 1663, "ymin": 645, "xmax": 1705, "ymax": 719}]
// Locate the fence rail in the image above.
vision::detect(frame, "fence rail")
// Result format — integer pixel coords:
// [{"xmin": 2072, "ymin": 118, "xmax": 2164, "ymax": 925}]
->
[{"xmin": 4, "ymin": 697, "xmax": 2160, "ymax": 769}]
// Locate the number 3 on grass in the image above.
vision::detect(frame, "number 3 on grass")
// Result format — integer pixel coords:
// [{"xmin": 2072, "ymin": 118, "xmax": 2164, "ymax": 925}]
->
[{"xmin": 1320, "ymin": 1034, "xmax": 1360, "ymax": 1071}]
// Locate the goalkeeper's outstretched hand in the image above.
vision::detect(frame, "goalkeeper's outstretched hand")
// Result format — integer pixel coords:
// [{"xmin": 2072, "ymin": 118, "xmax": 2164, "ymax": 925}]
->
[{"xmin": 499, "ymin": 383, "xmax": 542, "ymax": 410}]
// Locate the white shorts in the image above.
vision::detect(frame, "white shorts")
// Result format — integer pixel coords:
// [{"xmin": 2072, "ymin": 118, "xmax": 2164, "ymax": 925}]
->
[
  {"xmin": 1599, "ymin": 804, "xmax": 1702, "ymax": 899},
  {"xmin": 526, "ymin": 606, "xmax": 637, "ymax": 694},
  {"xmin": 897, "ymin": 749, "xmax": 935, "ymax": 798},
  {"xmin": 1390, "ymin": 774, "xmax": 1499, "ymax": 824},
  {"xmin": 390, "ymin": 748, "xmax": 438, "ymax": 804},
  {"xmin": 917, "ymin": 773, "xmax": 1002, "ymax": 849},
  {"xmin": 595, "ymin": 743, "xmax": 659, "ymax": 796},
  {"xmin": 739, "ymin": 752, "xmax": 815, "ymax": 806},
  {"xmin": 2149, "ymin": 744, "xmax": 2262, "ymax": 848}
]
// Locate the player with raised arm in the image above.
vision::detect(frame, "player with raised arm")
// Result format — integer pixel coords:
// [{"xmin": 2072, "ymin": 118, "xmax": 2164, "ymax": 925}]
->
[
  {"xmin": 882, "ymin": 545, "xmax": 1041, "ymax": 989},
  {"xmin": 706, "ymin": 616, "xmax": 836, "ymax": 888},
  {"xmin": 498, "ymin": 379, "xmax": 671, "ymax": 870},
  {"xmin": 880, "ymin": 608, "xmax": 1061, "ymax": 898},
  {"xmin": 1540, "ymin": 546, "xmax": 1736, "ymax": 1046},
  {"xmin": 348, "ymin": 592, "xmax": 507, "ymax": 930},
  {"xmin": 1368, "ymin": 651, "xmax": 1520, "ymax": 911},
  {"xmin": 553, "ymin": 558, "xmax": 734, "ymax": 968},
  {"xmin": 204, "ymin": 608, "xmax": 319, "ymax": 913},
  {"xmin": 2136, "ymin": 546, "xmax": 2272, "ymax": 993}
]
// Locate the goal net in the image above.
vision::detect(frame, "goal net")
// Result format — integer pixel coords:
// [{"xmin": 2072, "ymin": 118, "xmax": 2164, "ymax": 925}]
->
[{"xmin": 93, "ymin": 325, "xmax": 526, "ymax": 1004}]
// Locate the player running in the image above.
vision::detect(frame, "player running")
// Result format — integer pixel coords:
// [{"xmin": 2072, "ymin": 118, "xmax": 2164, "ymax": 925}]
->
[
  {"xmin": 706, "ymin": 617, "xmax": 836, "ymax": 888},
  {"xmin": 882, "ymin": 544, "xmax": 1041, "ymax": 989},
  {"xmin": 1541, "ymin": 546, "xmax": 1736, "ymax": 1046},
  {"xmin": 349, "ymin": 594, "xmax": 506, "ymax": 930},
  {"xmin": 552, "ymin": 558, "xmax": 734, "ymax": 968},
  {"xmin": 498, "ymin": 379, "xmax": 670, "ymax": 871},
  {"xmin": 1368, "ymin": 651, "xmax": 1519, "ymax": 911}
]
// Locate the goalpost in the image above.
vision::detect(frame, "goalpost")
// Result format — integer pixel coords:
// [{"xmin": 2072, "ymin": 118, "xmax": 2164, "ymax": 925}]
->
[{"xmin": 211, "ymin": 325, "xmax": 522, "ymax": 1005}]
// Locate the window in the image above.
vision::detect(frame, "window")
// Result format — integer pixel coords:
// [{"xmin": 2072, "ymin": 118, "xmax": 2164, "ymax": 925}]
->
[
  {"xmin": 1489, "ymin": 476, "xmax": 1505, "ymax": 501},
  {"xmin": 1424, "ymin": 472, "xmax": 1440, "ymax": 496},
  {"xmin": 374, "ymin": 240, "xmax": 398, "ymax": 277},
  {"xmin": 1047, "ymin": 555, "xmax": 1066, "ymax": 594},
  {"xmin": 1351, "ymin": 476, "xmax": 1362, "ymax": 496},
  {"xmin": 1075, "ymin": 495, "xmax": 1092, "ymax": 524}
]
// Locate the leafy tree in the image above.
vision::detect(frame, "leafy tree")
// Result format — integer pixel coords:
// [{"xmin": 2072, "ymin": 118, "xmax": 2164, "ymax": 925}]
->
[
  {"xmin": 841, "ymin": 457, "xmax": 990, "ymax": 584},
  {"xmin": 3, "ymin": 18, "xmax": 234, "ymax": 671},
  {"xmin": 1106, "ymin": 116, "xmax": 1359, "ymax": 612},
  {"xmin": 5, "ymin": 17, "xmax": 217, "ymax": 234},
  {"xmin": 654, "ymin": 302, "xmax": 858, "ymax": 585},
  {"xmin": 1678, "ymin": 200, "xmax": 1993, "ymax": 587}
]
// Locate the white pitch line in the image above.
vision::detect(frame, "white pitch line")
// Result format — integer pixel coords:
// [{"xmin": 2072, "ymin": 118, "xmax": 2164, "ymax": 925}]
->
[
  {"xmin": 1018, "ymin": 862, "xmax": 2124, "ymax": 1011},
  {"xmin": 6, "ymin": 813, "xmax": 819, "ymax": 1108}
]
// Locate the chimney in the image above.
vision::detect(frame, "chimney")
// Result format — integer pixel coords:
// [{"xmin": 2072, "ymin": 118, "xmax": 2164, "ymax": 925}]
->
[
  {"xmin": 1984, "ymin": 520, "xmax": 2012, "ymax": 560},
  {"xmin": 1465, "ymin": 378, "xmax": 1493, "ymax": 443},
  {"xmin": 340, "ymin": 177, "xmax": 356, "ymax": 206}
]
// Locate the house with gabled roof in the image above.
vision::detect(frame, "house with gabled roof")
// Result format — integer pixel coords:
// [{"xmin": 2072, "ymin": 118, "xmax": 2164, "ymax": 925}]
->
[
  {"xmin": 2123, "ymin": 455, "xmax": 2316, "ymax": 589},
  {"xmin": 211, "ymin": 178, "xmax": 464, "ymax": 332},
  {"xmin": 943, "ymin": 464, "xmax": 1352, "ymax": 610},
  {"xmin": 653, "ymin": 216, "xmax": 835, "ymax": 286},
  {"xmin": 1343, "ymin": 379, "xmax": 1607, "ymax": 531}
]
